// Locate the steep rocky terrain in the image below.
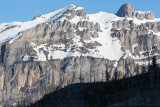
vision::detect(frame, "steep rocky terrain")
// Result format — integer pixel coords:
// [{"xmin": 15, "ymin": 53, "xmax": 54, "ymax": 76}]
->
[
  {"xmin": 30, "ymin": 70, "xmax": 160, "ymax": 107},
  {"xmin": 0, "ymin": 3, "xmax": 160, "ymax": 106}
]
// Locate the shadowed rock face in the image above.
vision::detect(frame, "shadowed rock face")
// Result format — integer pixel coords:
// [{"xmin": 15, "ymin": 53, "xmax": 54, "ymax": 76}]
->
[
  {"xmin": 116, "ymin": 3, "xmax": 155, "ymax": 20},
  {"xmin": 116, "ymin": 3, "xmax": 136, "ymax": 18},
  {"xmin": 0, "ymin": 4, "xmax": 160, "ymax": 106}
]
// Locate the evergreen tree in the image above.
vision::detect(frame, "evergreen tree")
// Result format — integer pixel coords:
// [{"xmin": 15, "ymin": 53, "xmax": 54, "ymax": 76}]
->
[
  {"xmin": 79, "ymin": 73, "xmax": 83, "ymax": 83},
  {"xmin": 152, "ymin": 56, "xmax": 157, "ymax": 68},
  {"xmin": 142, "ymin": 65, "xmax": 146, "ymax": 74},
  {"xmin": 113, "ymin": 69, "xmax": 118, "ymax": 80},
  {"xmin": 146, "ymin": 41, "xmax": 151, "ymax": 66},
  {"xmin": 148, "ymin": 56, "xmax": 158, "ymax": 103},
  {"xmin": 105, "ymin": 68, "xmax": 110, "ymax": 82},
  {"xmin": 118, "ymin": 71, "xmax": 122, "ymax": 80},
  {"xmin": 141, "ymin": 65, "xmax": 146, "ymax": 85},
  {"xmin": 135, "ymin": 65, "xmax": 140, "ymax": 75},
  {"xmin": 149, "ymin": 56, "xmax": 157, "ymax": 86},
  {"xmin": 151, "ymin": 56, "xmax": 160, "ymax": 85}
]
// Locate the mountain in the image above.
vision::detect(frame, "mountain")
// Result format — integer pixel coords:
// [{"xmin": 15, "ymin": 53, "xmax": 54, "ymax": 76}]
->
[{"xmin": 0, "ymin": 3, "xmax": 160, "ymax": 106}]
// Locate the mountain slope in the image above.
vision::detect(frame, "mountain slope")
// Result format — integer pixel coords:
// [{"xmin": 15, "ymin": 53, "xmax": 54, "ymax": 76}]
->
[
  {"xmin": 0, "ymin": 3, "xmax": 160, "ymax": 106},
  {"xmin": 0, "ymin": 5, "xmax": 76, "ymax": 43}
]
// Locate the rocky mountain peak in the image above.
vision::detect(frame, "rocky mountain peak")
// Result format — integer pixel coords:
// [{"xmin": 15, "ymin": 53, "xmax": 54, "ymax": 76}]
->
[
  {"xmin": 65, "ymin": 5, "xmax": 87, "ymax": 19},
  {"xmin": 116, "ymin": 3, "xmax": 135, "ymax": 18},
  {"xmin": 116, "ymin": 3, "xmax": 155, "ymax": 20}
]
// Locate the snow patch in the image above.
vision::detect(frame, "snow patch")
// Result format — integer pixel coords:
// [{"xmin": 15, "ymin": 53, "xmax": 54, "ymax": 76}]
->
[
  {"xmin": 86, "ymin": 12, "xmax": 124, "ymax": 60},
  {"xmin": 126, "ymin": 17, "xmax": 160, "ymax": 25},
  {"xmin": 30, "ymin": 43, "xmax": 47, "ymax": 61},
  {"xmin": 136, "ymin": 11, "xmax": 152, "ymax": 14},
  {"xmin": 9, "ymin": 33, "xmax": 22, "ymax": 44},
  {"xmin": 132, "ymin": 43, "xmax": 138, "ymax": 53},
  {"xmin": 23, "ymin": 54, "xmax": 30, "ymax": 61},
  {"xmin": 135, "ymin": 60, "xmax": 151, "ymax": 66}
]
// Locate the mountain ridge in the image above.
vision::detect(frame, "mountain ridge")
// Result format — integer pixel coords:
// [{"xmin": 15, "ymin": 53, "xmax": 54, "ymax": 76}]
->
[
  {"xmin": 0, "ymin": 3, "xmax": 158, "ymax": 44},
  {"xmin": 0, "ymin": 3, "xmax": 160, "ymax": 106}
]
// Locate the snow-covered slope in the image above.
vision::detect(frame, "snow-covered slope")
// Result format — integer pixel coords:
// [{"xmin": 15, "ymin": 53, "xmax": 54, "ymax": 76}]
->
[
  {"xmin": 24, "ymin": 11, "xmax": 125, "ymax": 62},
  {"xmin": 0, "ymin": 5, "xmax": 76, "ymax": 43}
]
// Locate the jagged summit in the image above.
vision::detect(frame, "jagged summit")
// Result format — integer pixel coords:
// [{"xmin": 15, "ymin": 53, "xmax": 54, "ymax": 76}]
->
[
  {"xmin": 116, "ymin": 3, "xmax": 155, "ymax": 20},
  {"xmin": 116, "ymin": 3, "xmax": 135, "ymax": 18},
  {"xmin": 32, "ymin": 4, "xmax": 76, "ymax": 20}
]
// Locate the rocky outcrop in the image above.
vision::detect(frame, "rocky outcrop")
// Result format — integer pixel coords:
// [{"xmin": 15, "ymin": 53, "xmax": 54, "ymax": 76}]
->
[
  {"xmin": 116, "ymin": 3, "xmax": 136, "ymax": 18},
  {"xmin": 135, "ymin": 11, "xmax": 155, "ymax": 20},
  {"xmin": 111, "ymin": 18, "xmax": 160, "ymax": 68},
  {"xmin": 63, "ymin": 6, "xmax": 87, "ymax": 20},
  {"xmin": 116, "ymin": 3, "xmax": 155, "ymax": 20},
  {"xmin": 112, "ymin": 18, "xmax": 159, "ymax": 53}
]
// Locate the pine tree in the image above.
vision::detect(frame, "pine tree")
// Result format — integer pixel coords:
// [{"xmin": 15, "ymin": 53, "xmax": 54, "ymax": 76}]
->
[
  {"xmin": 146, "ymin": 41, "xmax": 151, "ymax": 66},
  {"xmin": 148, "ymin": 56, "xmax": 158, "ymax": 104},
  {"xmin": 142, "ymin": 65, "xmax": 146, "ymax": 74},
  {"xmin": 151, "ymin": 56, "xmax": 159, "ymax": 85},
  {"xmin": 105, "ymin": 68, "xmax": 110, "ymax": 82},
  {"xmin": 118, "ymin": 71, "xmax": 122, "ymax": 80},
  {"xmin": 149, "ymin": 56, "xmax": 157, "ymax": 86},
  {"xmin": 152, "ymin": 56, "xmax": 157, "ymax": 68},
  {"xmin": 113, "ymin": 69, "xmax": 118, "ymax": 81},
  {"xmin": 141, "ymin": 65, "xmax": 146, "ymax": 85},
  {"xmin": 135, "ymin": 65, "xmax": 140, "ymax": 75},
  {"xmin": 79, "ymin": 73, "xmax": 83, "ymax": 83}
]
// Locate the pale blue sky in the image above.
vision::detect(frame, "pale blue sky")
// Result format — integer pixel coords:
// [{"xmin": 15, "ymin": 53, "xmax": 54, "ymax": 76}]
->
[{"xmin": 0, "ymin": 0, "xmax": 160, "ymax": 23}]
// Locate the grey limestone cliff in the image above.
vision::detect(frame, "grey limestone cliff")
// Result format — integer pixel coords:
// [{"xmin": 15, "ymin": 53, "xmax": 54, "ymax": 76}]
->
[{"xmin": 0, "ymin": 4, "xmax": 160, "ymax": 106}]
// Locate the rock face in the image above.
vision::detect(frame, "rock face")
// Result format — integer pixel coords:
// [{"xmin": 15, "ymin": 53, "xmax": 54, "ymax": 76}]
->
[
  {"xmin": 111, "ymin": 19, "xmax": 159, "ymax": 52},
  {"xmin": 116, "ymin": 3, "xmax": 136, "ymax": 18},
  {"xmin": 116, "ymin": 3, "xmax": 155, "ymax": 20},
  {"xmin": 0, "ymin": 4, "xmax": 160, "ymax": 106}
]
